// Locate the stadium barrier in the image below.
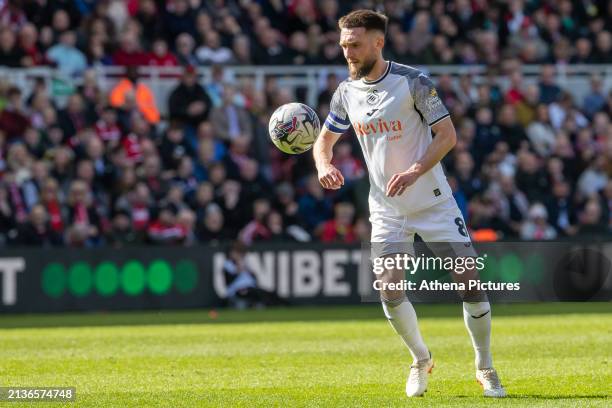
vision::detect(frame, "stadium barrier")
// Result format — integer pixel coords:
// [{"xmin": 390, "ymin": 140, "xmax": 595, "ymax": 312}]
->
[
  {"xmin": 0, "ymin": 242, "xmax": 610, "ymax": 313},
  {"xmin": 1, "ymin": 64, "xmax": 610, "ymax": 115}
]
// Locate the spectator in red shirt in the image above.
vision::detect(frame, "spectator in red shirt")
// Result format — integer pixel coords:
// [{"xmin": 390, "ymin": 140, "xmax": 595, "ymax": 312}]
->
[
  {"xmin": 40, "ymin": 177, "xmax": 64, "ymax": 234},
  {"xmin": 95, "ymin": 106, "xmax": 122, "ymax": 146},
  {"xmin": 320, "ymin": 202, "xmax": 356, "ymax": 243},
  {"xmin": 505, "ymin": 70, "xmax": 525, "ymax": 105},
  {"xmin": 130, "ymin": 182, "xmax": 153, "ymax": 231},
  {"xmin": 112, "ymin": 31, "xmax": 148, "ymax": 66},
  {"xmin": 147, "ymin": 38, "xmax": 178, "ymax": 67},
  {"xmin": 0, "ymin": 0, "xmax": 27, "ymax": 31},
  {"xmin": 0, "ymin": 86, "xmax": 30, "ymax": 139},
  {"xmin": 121, "ymin": 131, "xmax": 143, "ymax": 164},
  {"xmin": 120, "ymin": 115, "xmax": 153, "ymax": 164},
  {"xmin": 147, "ymin": 203, "xmax": 187, "ymax": 245},
  {"xmin": 39, "ymin": 177, "xmax": 64, "ymax": 234},
  {"xmin": 19, "ymin": 23, "xmax": 45, "ymax": 66},
  {"xmin": 66, "ymin": 180, "xmax": 103, "ymax": 246},
  {"xmin": 239, "ymin": 198, "xmax": 272, "ymax": 245}
]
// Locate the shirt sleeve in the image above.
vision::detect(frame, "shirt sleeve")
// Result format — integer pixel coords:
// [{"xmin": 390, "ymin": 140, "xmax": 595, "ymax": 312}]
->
[
  {"xmin": 324, "ymin": 86, "xmax": 350, "ymax": 134},
  {"xmin": 411, "ymin": 72, "xmax": 450, "ymax": 127}
]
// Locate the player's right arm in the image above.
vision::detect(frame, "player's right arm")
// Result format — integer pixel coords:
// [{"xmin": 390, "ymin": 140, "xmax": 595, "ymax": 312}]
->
[
  {"xmin": 314, "ymin": 85, "xmax": 350, "ymax": 190},
  {"xmin": 314, "ymin": 128, "xmax": 344, "ymax": 189}
]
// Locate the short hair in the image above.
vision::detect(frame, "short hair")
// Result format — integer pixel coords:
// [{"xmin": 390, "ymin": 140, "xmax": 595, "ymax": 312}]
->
[{"xmin": 338, "ymin": 9, "xmax": 388, "ymax": 35}]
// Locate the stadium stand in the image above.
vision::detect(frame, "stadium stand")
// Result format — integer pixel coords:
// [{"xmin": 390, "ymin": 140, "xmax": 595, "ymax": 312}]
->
[{"xmin": 0, "ymin": 0, "xmax": 611, "ymax": 247}]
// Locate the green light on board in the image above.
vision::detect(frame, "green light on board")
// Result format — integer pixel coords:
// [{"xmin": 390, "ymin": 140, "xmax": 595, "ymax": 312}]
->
[
  {"xmin": 43, "ymin": 259, "xmax": 199, "ymax": 298},
  {"xmin": 41, "ymin": 263, "xmax": 66, "ymax": 298},
  {"xmin": 121, "ymin": 261, "xmax": 146, "ymax": 296},
  {"xmin": 68, "ymin": 262, "xmax": 93, "ymax": 297},
  {"xmin": 499, "ymin": 255, "xmax": 523, "ymax": 283},
  {"xmin": 95, "ymin": 262, "xmax": 120, "ymax": 296},
  {"xmin": 174, "ymin": 260, "xmax": 198, "ymax": 293},
  {"xmin": 148, "ymin": 260, "xmax": 173, "ymax": 295}
]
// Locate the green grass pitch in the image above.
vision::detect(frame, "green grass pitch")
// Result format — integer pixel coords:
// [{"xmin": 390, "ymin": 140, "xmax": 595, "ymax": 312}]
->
[{"xmin": 0, "ymin": 303, "xmax": 610, "ymax": 407}]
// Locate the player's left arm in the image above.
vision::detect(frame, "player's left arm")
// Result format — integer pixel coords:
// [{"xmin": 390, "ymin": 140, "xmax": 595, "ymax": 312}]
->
[{"xmin": 387, "ymin": 72, "xmax": 456, "ymax": 197}]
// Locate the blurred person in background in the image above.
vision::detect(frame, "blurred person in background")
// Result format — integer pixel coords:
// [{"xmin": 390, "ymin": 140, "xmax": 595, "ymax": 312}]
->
[
  {"xmin": 239, "ymin": 198, "xmax": 272, "ymax": 245},
  {"xmin": 177, "ymin": 207, "xmax": 197, "ymax": 246},
  {"xmin": 600, "ymin": 180, "xmax": 612, "ymax": 229},
  {"xmin": 57, "ymin": 93, "xmax": 94, "ymax": 141},
  {"xmin": 147, "ymin": 38, "xmax": 178, "ymax": 67},
  {"xmin": 147, "ymin": 203, "xmax": 187, "ymax": 245},
  {"xmin": 526, "ymin": 104, "xmax": 556, "ymax": 157},
  {"xmin": 14, "ymin": 203, "xmax": 62, "ymax": 246},
  {"xmin": 546, "ymin": 181, "xmax": 577, "ymax": 236},
  {"xmin": 66, "ymin": 180, "xmax": 102, "ymax": 246},
  {"xmin": 0, "ymin": 86, "xmax": 29, "ymax": 140},
  {"xmin": 298, "ymin": 174, "xmax": 333, "ymax": 232},
  {"xmin": 210, "ymin": 85, "xmax": 253, "ymax": 141},
  {"xmin": 109, "ymin": 65, "xmax": 160, "ymax": 124},
  {"xmin": 319, "ymin": 201, "xmax": 356, "ymax": 243},
  {"xmin": 520, "ymin": 203, "xmax": 557, "ymax": 240},
  {"xmin": 19, "ymin": 23, "xmax": 45, "ymax": 66},
  {"xmin": 0, "ymin": 0, "xmax": 607, "ymax": 257},
  {"xmin": 46, "ymin": 30, "xmax": 86, "ymax": 76},
  {"xmin": 582, "ymin": 75, "xmax": 607, "ymax": 118},
  {"xmin": 197, "ymin": 202, "xmax": 232, "ymax": 244},
  {"xmin": 95, "ymin": 106, "xmax": 122, "ymax": 147},
  {"xmin": 159, "ymin": 124, "xmax": 195, "ymax": 171},
  {"xmin": 222, "ymin": 240, "xmax": 288, "ymax": 309},
  {"xmin": 0, "ymin": 27, "xmax": 25, "ymax": 67},
  {"xmin": 38, "ymin": 177, "xmax": 64, "ymax": 235},
  {"xmin": 263, "ymin": 210, "xmax": 293, "ymax": 242},
  {"xmin": 112, "ymin": 30, "xmax": 148, "ymax": 66},
  {"xmin": 576, "ymin": 199, "xmax": 609, "ymax": 237},
  {"xmin": 231, "ymin": 35, "xmax": 252, "ymax": 65},
  {"xmin": 107, "ymin": 208, "xmax": 140, "ymax": 248},
  {"xmin": 175, "ymin": 33, "xmax": 198, "ymax": 66},
  {"xmin": 168, "ymin": 65, "xmax": 213, "ymax": 128},
  {"xmin": 196, "ymin": 29, "xmax": 234, "ymax": 65}
]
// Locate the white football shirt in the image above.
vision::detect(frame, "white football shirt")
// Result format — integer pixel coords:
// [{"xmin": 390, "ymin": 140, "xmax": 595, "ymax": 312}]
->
[{"xmin": 324, "ymin": 61, "xmax": 453, "ymax": 216}]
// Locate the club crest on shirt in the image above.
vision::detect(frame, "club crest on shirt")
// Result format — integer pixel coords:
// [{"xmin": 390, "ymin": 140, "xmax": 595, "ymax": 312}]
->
[{"xmin": 366, "ymin": 89, "xmax": 381, "ymax": 106}]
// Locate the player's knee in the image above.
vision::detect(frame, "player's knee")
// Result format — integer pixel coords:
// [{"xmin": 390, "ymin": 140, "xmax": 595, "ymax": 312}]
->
[
  {"xmin": 381, "ymin": 295, "xmax": 407, "ymax": 319},
  {"xmin": 463, "ymin": 301, "xmax": 490, "ymax": 318},
  {"xmin": 381, "ymin": 295, "xmax": 406, "ymax": 307},
  {"xmin": 376, "ymin": 267, "xmax": 406, "ymax": 301},
  {"xmin": 379, "ymin": 286, "xmax": 405, "ymax": 302}
]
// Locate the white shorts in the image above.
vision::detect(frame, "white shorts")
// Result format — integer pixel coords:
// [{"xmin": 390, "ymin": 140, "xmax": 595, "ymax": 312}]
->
[{"xmin": 370, "ymin": 197, "xmax": 475, "ymax": 259}]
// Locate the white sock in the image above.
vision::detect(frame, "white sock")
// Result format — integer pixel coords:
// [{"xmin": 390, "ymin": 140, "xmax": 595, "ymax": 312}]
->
[
  {"xmin": 382, "ymin": 297, "xmax": 430, "ymax": 362},
  {"xmin": 463, "ymin": 301, "xmax": 492, "ymax": 369}
]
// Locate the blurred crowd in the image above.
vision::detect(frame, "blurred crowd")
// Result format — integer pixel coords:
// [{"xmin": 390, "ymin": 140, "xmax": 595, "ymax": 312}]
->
[
  {"xmin": 0, "ymin": 0, "xmax": 611, "ymax": 247},
  {"xmin": 0, "ymin": 63, "xmax": 374, "ymax": 247},
  {"xmin": 0, "ymin": 0, "xmax": 611, "ymax": 73},
  {"xmin": 440, "ymin": 68, "xmax": 612, "ymax": 241}
]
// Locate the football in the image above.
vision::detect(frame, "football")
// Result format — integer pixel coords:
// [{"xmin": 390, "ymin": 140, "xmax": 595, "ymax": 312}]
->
[{"xmin": 268, "ymin": 103, "xmax": 321, "ymax": 154}]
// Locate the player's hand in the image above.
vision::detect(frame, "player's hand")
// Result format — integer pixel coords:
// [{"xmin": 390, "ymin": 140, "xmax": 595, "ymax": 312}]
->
[
  {"xmin": 317, "ymin": 164, "xmax": 344, "ymax": 190},
  {"xmin": 386, "ymin": 165, "xmax": 422, "ymax": 197}
]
